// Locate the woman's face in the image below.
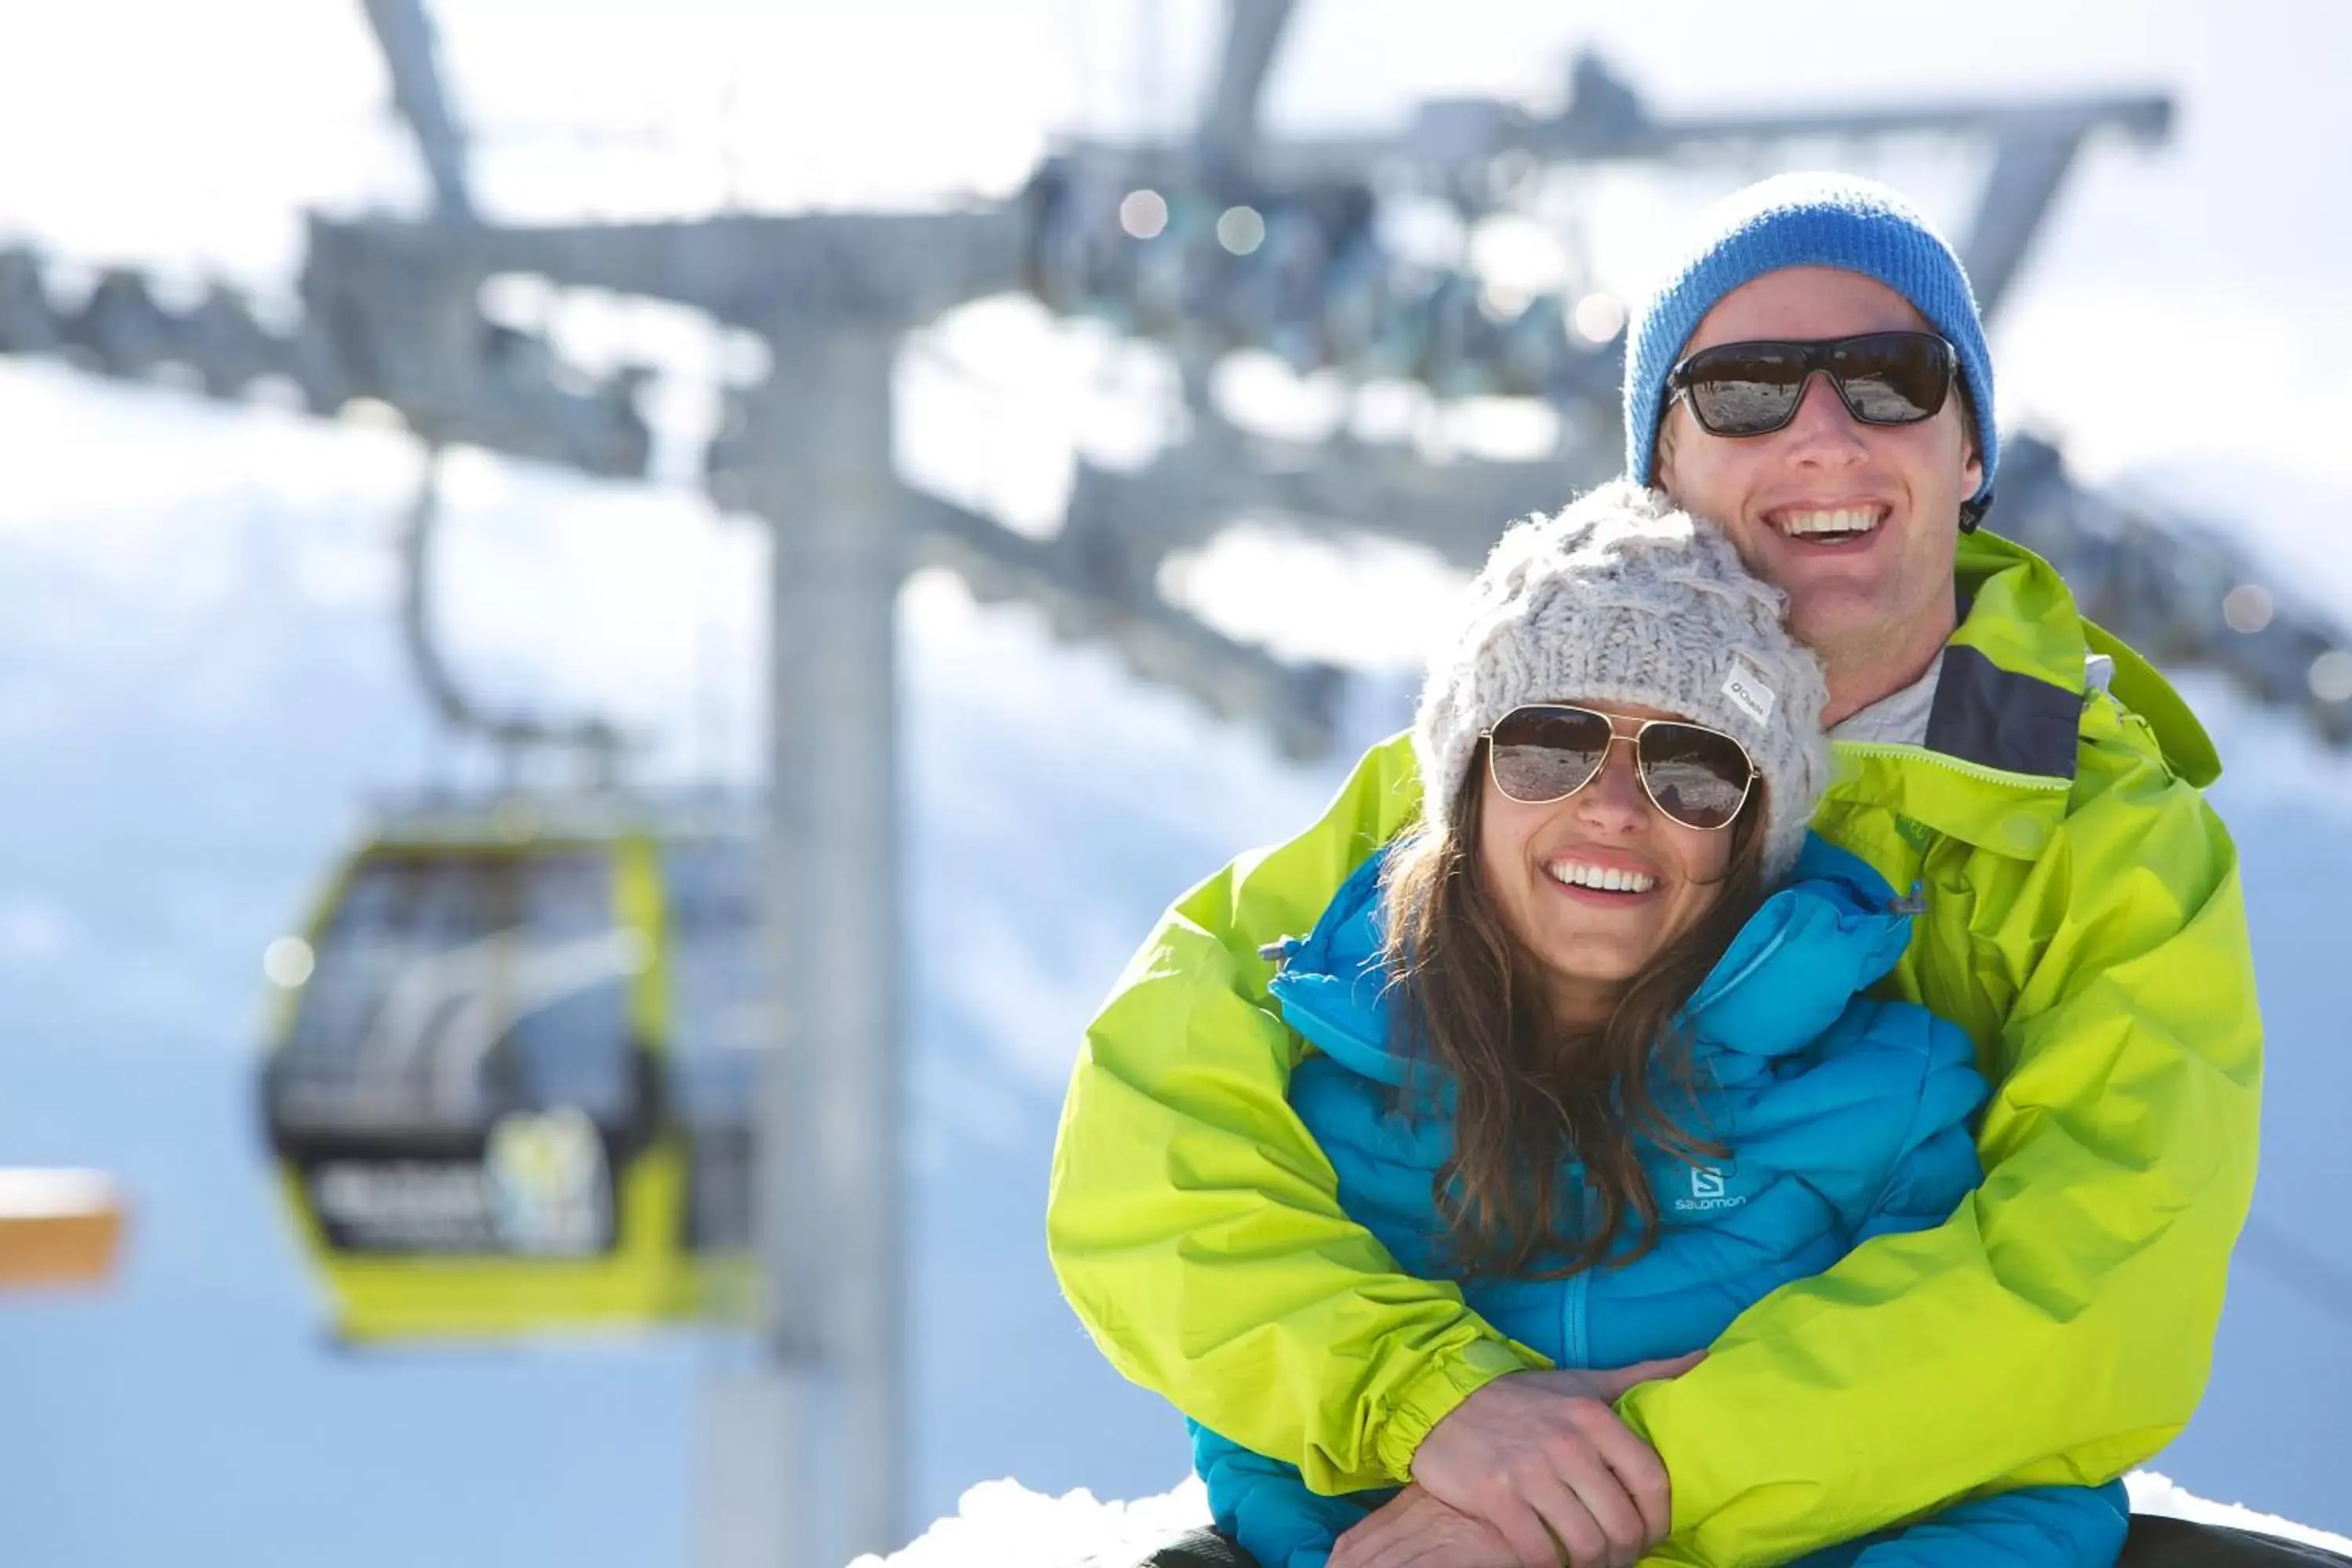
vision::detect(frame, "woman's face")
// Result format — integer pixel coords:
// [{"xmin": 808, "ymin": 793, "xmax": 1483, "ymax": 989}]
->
[{"xmin": 1475, "ymin": 700, "xmax": 1740, "ymax": 1023}]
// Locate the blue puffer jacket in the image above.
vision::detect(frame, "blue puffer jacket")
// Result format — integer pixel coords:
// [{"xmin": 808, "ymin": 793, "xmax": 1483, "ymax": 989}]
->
[{"xmin": 1190, "ymin": 836, "xmax": 2129, "ymax": 1568}]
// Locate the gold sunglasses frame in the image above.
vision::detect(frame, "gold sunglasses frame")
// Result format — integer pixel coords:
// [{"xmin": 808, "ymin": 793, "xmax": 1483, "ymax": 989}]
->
[{"xmin": 1479, "ymin": 703, "xmax": 1759, "ymax": 832}]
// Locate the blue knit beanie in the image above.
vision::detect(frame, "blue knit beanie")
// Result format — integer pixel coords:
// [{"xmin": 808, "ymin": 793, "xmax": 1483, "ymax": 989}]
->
[{"xmin": 1623, "ymin": 172, "xmax": 1997, "ymax": 512}]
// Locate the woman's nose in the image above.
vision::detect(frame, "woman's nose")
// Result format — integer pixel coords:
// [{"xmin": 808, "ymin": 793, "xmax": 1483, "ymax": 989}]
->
[{"xmin": 1575, "ymin": 740, "xmax": 1651, "ymax": 824}]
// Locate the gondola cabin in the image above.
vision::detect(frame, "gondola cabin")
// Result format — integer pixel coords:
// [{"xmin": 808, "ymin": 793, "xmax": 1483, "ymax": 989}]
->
[{"xmin": 260, "ymin": 798, "xmax": 760, "ymax": 1341}]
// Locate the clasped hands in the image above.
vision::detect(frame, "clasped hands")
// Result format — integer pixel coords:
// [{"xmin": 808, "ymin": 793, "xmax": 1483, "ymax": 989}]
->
[{"xmin": 1325, "ymin": 1352, "xmax": 1701, "ymax": 1568}]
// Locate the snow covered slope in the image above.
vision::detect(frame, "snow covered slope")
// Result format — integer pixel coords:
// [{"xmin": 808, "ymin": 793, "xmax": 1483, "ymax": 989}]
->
[
  {"xmin": 0, "ymin": 358, "xmax": 2344, "ymax": 1568},
  {"xmin": 0, "ymin": 363, "xmax": 1347, "ymax": 1566}
]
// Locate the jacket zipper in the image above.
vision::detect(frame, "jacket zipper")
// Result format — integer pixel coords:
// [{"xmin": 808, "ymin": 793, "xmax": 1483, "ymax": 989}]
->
[
  {"xmin": 1830, "ymin": 739, "xmax": 2069, "ymax": 793},
  {"xmin": 1563, "ymin": 1268, "xmax": 1591, "ymax": 1368}
]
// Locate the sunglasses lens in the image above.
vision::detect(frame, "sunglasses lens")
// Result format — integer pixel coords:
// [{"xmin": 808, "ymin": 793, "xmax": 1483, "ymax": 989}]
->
[
  {"xmin": 1682, "ymin": 345, "xmax": 1808, "ymax": 435},
  {"xmin": 1829, "ymin": 333, "xmax": 1952, "ymax": 424},
  {"xmin": 1489, "ymin": 707, "xmax": 1612, "ymax": 803},
  {"xmin": 1636, "ymin": 723, "xmax": 1753, "ymax": 830}
]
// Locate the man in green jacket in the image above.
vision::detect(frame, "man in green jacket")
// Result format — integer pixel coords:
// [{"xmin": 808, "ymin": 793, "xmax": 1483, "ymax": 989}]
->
[{"xmin": 1048, "ymin": 172, "xmax": 2290, "ymax": 1566}]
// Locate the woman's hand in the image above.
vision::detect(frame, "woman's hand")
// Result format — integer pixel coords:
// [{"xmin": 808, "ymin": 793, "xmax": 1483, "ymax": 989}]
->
[
  {"xmin": 1398, "ymin": 1353, "xmax": 1704, "ymax": 1568},
  {"xmin": 1327, "ymin": 1485, "xmax": 1519, "ymax": 1568}
]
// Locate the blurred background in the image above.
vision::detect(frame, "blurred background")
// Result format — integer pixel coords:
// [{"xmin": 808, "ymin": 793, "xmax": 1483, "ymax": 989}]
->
[{"xmin": 0, "ymin": 2, "xmax": 2347, "ymax": 1564}]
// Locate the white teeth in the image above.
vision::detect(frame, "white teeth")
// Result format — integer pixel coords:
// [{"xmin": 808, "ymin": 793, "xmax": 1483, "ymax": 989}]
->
[
  {"xmin": 1778, "ymin": 506, "xmax": 1879, "ymax": 537},
  {"xmin": 1548, "ymin": 862, "xmax": 1656, "ymax": 895}
]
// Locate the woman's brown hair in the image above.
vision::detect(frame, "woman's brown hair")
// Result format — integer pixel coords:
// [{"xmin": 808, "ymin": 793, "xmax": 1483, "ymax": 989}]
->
[{"xmin": 1379, "ymin": 739, "xmax": 1770, "ymax": 1279}]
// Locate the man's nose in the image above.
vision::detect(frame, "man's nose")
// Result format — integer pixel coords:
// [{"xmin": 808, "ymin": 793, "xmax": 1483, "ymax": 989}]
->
[{"xmin": 1781, "ymin": 370, "xmax": 1870, "ymax": 459}]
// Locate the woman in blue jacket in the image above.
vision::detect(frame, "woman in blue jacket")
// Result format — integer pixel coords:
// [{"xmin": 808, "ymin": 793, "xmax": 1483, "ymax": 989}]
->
[{"xmin": 1183, "ymin": 483, "xmax": 2127, "ymax": 1567}]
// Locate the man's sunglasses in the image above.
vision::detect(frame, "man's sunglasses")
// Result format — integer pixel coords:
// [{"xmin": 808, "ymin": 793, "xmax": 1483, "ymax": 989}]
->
[
  {"xmin": 1665, "ymin": 331, "xmax": 1957, "ymax": 439},
  {"xmin": 1482, "ymin": 704, "xmax": 1758, "ymax": 833}
]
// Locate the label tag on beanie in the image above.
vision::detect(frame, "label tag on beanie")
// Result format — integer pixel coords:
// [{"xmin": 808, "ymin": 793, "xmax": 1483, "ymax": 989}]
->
[{"xmin": 1721, "ymin": 655, "xmax": 1777, "ymax": 727}]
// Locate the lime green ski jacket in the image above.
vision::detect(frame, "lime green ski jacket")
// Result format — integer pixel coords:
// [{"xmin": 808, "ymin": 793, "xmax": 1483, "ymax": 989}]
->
[{"xmin": 1046, "ymin": 532, "xmax": 2263, "ymax": 1566}]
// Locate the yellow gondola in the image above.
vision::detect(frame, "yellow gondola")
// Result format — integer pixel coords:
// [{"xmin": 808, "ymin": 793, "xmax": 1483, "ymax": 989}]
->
[{"xmin": 260, "ymin": 796, "xmax": 758, "ymax": 1341}]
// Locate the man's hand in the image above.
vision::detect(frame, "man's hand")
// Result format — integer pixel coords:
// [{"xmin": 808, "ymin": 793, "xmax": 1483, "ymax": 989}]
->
[
  {"xmin": 1399, "ymin": 1353, "xmax": 1704, "ymax": 1568},
  {"xmin": 1327, "ymin": 1485, "xmax": 1519, "ymax": 1568}
]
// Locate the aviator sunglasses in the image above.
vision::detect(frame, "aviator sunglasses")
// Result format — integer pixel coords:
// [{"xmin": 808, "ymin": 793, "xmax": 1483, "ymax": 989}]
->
[
  {"xmin": 1665, "ymin": 330, "xmax": 1957, "ymax": 439},
  {"xmin": 1483, "ymin": 704, "xmax": 1758, "ymax": 833}
]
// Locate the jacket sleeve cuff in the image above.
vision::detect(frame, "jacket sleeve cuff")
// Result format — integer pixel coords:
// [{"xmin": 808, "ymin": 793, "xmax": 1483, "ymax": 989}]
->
[{"xmin": 1370, "ymin": 1335, "xmax": 1548, "ymax": 1482}]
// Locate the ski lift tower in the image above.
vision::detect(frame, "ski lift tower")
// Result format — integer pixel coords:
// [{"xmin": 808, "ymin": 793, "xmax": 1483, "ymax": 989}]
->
[
  {"xmin": 436, "ymin": 201, "xmax": 1029, "ymax": 1568},
  {"xmin": 275, "ymin": 5, "xmax": 1335, "ymax": 1565}
]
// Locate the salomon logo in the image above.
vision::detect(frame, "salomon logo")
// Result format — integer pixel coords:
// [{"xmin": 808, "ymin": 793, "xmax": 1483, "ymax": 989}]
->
[{"xmin": 1671, "ymin": 1163, "xmax": 1747, "ymax": 1214}]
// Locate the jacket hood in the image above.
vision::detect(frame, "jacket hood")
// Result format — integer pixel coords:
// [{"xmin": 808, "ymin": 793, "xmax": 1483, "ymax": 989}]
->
[{"xmin": 1266, "ymin": 835, "xmax": 1915, "ymax": 1092}]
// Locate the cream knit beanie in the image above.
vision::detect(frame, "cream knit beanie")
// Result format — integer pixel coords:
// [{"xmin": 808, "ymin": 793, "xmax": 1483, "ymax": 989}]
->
[{"xmin": 1413, "ymin": 481, "xmax": 1830, "ymax": 881}]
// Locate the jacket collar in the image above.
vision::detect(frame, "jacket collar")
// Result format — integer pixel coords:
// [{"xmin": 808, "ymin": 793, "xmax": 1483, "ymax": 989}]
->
[
  {"xmin": 1269, "ymin": 837, "xmax": 1917, "ymax": 1089},
  {"xmin": 1949, "ymin": 531, "xmax": 2219, "ymax": 782},
  {"xmin": 1824, "ymin": 532, "xmax": 2220, "ymax": 859}
]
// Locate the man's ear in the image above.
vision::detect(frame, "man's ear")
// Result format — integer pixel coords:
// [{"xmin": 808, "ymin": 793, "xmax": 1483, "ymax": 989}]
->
[{"xmin": 1956, "ymin": 442, "xmax": 1991, "ymax": 532}]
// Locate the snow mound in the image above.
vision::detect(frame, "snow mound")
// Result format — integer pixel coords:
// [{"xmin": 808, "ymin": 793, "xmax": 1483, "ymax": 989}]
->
[
  {"xmin": 871, "ymin": 1474, "xmax": 2352, "ymax": 1567},
  {"xmin": 865, "ymin": 1478, "xmax": 1210, "ymax": 1568},
  {"xmin": 2129, "ymin": 1471, "xmax": 2352, "ymax": 1555}
]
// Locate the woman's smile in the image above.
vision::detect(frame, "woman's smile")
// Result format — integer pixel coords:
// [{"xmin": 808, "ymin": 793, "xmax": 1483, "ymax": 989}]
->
[{"xmin": 1543, "ymin": 853, "xmax": 1663, "ymax": 898}]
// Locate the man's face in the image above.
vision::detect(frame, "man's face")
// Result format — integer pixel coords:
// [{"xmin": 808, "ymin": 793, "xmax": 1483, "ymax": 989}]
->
[{"xmin": 1653, "ymin": 267, "xmax": 1982, "ymax": 686}]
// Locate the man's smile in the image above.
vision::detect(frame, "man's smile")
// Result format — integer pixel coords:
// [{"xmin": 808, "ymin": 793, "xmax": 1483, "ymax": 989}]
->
[{"xmin": 1768, "ymin": 503, "xmax": 1887, "ymax": 543}]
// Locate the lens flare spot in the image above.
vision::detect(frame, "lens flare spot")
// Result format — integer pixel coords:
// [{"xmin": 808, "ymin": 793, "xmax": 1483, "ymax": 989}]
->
[
  {"xmin": 1572, "ymin": 292, "xmax": 1628, "ymax": 343},
  {"xmin": 2310, "ymin": 649, "xmax": 2352, "ymax": 704},
  {"xmin": 2223, "ymin": 583, "xmax": 2274, "ymax": 634},
  {"xmin": 263, "ymin": 936, "xmax": 315, "ymax": 989},
  {"xmin": 1215, "ymin": 206, "xmax": 1265, "ymax": 256},
  {"xmin": 1118, "ymin": 189, "xmax": 1167, "ymax": 240}
]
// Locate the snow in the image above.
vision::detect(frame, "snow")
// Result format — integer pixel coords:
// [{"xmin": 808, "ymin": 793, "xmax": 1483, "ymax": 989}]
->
[
  {"xmin": 2127, "ymin": 1475, "xmax": 2352, "ymax": 1557},
  {"xmin": 869, "ymin": 1478, "xmax": 1210, "ymax": 1568},
  {"xmin": 862, "ymin": 1474, "xmax": 2352, "ymax": 1567}
]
